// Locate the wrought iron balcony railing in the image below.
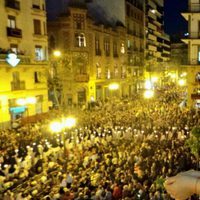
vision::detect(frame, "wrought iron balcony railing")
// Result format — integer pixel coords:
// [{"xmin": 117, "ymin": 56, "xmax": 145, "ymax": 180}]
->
[{"xmin": 7, "ymin": 27, "xmax": 22, "ymax": 38}]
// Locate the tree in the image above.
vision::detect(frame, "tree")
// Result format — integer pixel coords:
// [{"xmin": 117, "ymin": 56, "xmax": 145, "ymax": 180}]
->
[{"xmin": 185, "ymin": 126, "xmax": 200, "ymax": 169}]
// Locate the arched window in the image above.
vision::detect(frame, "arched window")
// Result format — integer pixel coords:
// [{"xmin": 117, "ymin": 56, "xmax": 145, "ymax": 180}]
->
[{"xmin": 75, "ymin": 33, "xmax": 86, "ymax": 47}]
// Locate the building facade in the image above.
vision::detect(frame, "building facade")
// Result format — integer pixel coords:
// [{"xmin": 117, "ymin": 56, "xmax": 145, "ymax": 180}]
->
[
  {"xmin": 182, "ymin": 0, "xmax": 200, "ymax": 107},
  {"xmin": 125, "ymin": 0, "xmax": 145, "ymax": 93},
  {"xmin": 145, "ymin": 0, "xmax": 170, "ymax": 81},
  {"xmin": 48, "ymin": 2, "xmax": 130, "ymax": 106},
  {"xmin": 0, "ymin": 0, "xmax": 49, "ymax": 127}
]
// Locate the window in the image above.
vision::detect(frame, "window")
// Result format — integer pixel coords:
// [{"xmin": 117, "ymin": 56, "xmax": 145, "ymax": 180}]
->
[
  {"xmin": 104, "ymin": 38, "xmax": 110, "ymax": 56},
  {"xmin": 12, "ymin": 71, "xmax": 20, "ymax": 82},
  {"xmin": 32, "ymin": 0, "xmax": 40, "ymax": 9},
  {"xmin": 96, "ymin": 63, "xmax": 101, "ymax": 79},
  {"xmin": 34, "ymin": 71, "xmax": 41, "ymax": 83},
  {"xmin": 95, "ymin": 36, "xmax": 101, "ymax": 55},
  {"xmin": 34, "ymin": 19, "xmax": 41, "ymax": 34},
  {"xmin": 121, "ymin": 43, "xmax": 125, "ymax": 54},
  {"xmin": 35, "ymin": 45, "xmax": 43, "ymax": 60},
  {"xmin": 113, "ymin": 42, "xmax": 118, "ymax": 56},
  {"xmin": 8, "ymin": 15, "xmax": 16, "ymax": 28},
  {"xmin": 10, "ymin": 44, "xmax": 18, "ymax": 54},
  {"xmin": 114, "ymin": 65, "xmax": 119, "ymax": 78},
  {"xmin": 73, "ymin": 14, "xmax": 85, "ymax": 29},
  {"xmin": 196, "ymin": 72, "xmax": 200, "ymax": 82},
  {"xmin": 75, "ymin": 33, "xmax": 86, "ymax": 47},
  {"xmin": 121, "ymin": 66, "xmax": 126, "ymax": 78}
]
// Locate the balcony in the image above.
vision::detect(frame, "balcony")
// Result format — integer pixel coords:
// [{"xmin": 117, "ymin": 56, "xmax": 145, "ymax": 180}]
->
[
  {"xmin": 74, "ymin": 74, "xmax": 89, "ymax": 82},
  {"xmin": 11, "ymin": 81, "xmax": 25, "ymax": 91},
  {"xmin": 7, "ymin": 27, "xmax": 22, "ymax": 38},
  {"xmin": 183, "ymin": 32, "xmax": 200, "ymax": 39},
  {"xmin": 191, "ymin": 93, "xmax": 200, "ymax": 100},
  {"xmin": 5, "ymin": 0, "xmax": 20, "ymax": 10}
]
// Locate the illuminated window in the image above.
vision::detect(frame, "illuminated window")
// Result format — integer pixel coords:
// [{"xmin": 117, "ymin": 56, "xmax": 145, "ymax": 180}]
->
[
  {"xmin": 114, "ymin": 65, "xmax": 119, "ymax": 78},
  {"xmin": 121, "ymin": 66, "xmax": 126, "ymax": 78},
  {"xmin": 75, "ymin": 33, "xmax": 86, "ymax": 47},
  {"xmin": 121, "ymin": 43, "xmax": 125, "ymax": 54},
  {"xmin": 196, "ymin": 72, "xmax": 200, "ymax": 82},
  {"xmin": 96, "ymin": 63, "xmax": 101, "ymax": 79},
  {"xmin": 8, "ymin": 15, "xmax": 16, "ymax": 28},
  {"xmin": 35, "ymin": 45, "xmax": 43, "ymax": 60}
]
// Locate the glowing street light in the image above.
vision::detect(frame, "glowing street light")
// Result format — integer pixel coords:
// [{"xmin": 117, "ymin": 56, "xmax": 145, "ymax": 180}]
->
[
  {"xmin": 49, "ymin": 121, "xmax": 63, "ymax": 133},
  {"xmin": 178, "ymin": 79, "xmax": 186, "ymax": 86},
  {"xmin": 63, "ymin": 117, "xmax": 76, "ymax": 129},
  {"xmin": 144, "ymin": 90, "xmax": 154, "ymax": 99},
  {"xmin": 53, "ymin": 50, "xmax": 61, "ymax": 57},
  {"xmin": 49, "ymin": 116, "xmax": 77, "ymax": 170},
  {"xmin": 108, "ymin": 83, "xmax": 119, "ymax": 90},
  {"xmin": 145, "ymin": 80, "xmax": 152, "ymax": 90},
  {"xmin": 16, "ymin": 97, "xmax": 37, "ymax": 106}
]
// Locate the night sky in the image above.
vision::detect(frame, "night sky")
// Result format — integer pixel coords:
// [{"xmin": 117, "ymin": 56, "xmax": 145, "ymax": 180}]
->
[
  {"xmin": 46, "ymin": 0, "xmax": 188, "ymax": 37},
  {"xmin": 164, "ymin": 0, "xmax": 188, "ymax": 36}
]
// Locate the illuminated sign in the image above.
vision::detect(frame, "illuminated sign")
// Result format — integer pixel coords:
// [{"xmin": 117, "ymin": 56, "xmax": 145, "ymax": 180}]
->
[
  {"xmin": 10, "ymin": 106, "xmax": 26, "ymax": 113},
  {"xmin": 6, "ymin": 53, "xmax": 20, "ymax": 67}
]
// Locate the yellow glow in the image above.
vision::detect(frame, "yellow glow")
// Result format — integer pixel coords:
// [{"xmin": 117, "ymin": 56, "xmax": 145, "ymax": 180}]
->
[
  {"xmin": 16, "ymin": 97, "xmax": 36, "ymax": 105},
  {"xmin": 169, "ymin": 73, "xmax": 176, "ymax": 79},
  {"xmin": 152, "ymin": 77, "xmax": 158, "ymax": 82},
  {"xmin": 26, "ymin": 97, "xmax": 37, "ymax": 104},
  {"xmin": 53, "ymin": 50, "xmax": 61, "ymax": 57},
  {"xmin": 108, "ymin": 83, "xmax": 119, "ymax": 90},
  {"xmin": 180, "ymin": 72, "xmax": 187, "ymax": 77},
  {"xmin": 63, "ymin": 117, "xmax": 76, "ymax": 129},
  {"xmin": 16, "ymin": 98, "xmax": 26, "ymax": 106},
  {"xmin": 178, "ymin": 79, "xmax": 186, "ymax": 86},
  {"xmin": 144, "ymin": 90, "xmax": 154, "ymax": 99},
  {"xmin": 145, "ymin": 80, "xmax": 152, "ymax": 90},
  {"xmin": 49, "ymin": 121, "xmax": 63, "ymax": 133}
]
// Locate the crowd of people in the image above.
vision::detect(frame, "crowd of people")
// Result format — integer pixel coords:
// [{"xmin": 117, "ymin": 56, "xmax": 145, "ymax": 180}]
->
[{"xmin": 0, "ymin": 89, "xmax": 200, "ymax": 200}]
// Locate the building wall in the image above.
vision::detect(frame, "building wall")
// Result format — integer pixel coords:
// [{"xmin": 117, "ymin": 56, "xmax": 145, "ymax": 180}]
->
[
  {"xmin": 48, "ymin": 5, "xmax": 129, "ymax": 105},
  {"xmin": 181, "ymin": 0, "xmax": 200, "ymax": 107},
  {"xmin": 0, "ymin": 0, "xmax": 49, "ymax": 127}
]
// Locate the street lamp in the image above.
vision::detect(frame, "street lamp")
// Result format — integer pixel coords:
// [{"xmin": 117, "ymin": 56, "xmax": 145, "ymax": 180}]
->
[
  {"xmin": 49, "ymin": 116, "xmax": 76, "ymax": 170},
  {"xmin": 108, "ymin": 83, "xmax": 119, "ymax": 98},
  {"xmin": 144, "ymin": 90, "xmax": 154, "ymax": 99},
  {"xmin": 53, "ymin": 50, "xmax": 61, "ymax": 58},
  {"xmin": 178, "ymin": 79, "xmax": 186, "ymax": 87}
]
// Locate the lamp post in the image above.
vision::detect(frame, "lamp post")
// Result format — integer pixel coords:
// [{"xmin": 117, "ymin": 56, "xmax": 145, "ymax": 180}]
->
[
  {"xmin": 108, "ymin": 83, "xmax": 119, "ymax": 98},
  {"xmin": 49, "ymin": 116, "xmax": 76, "ymax": 171}
]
